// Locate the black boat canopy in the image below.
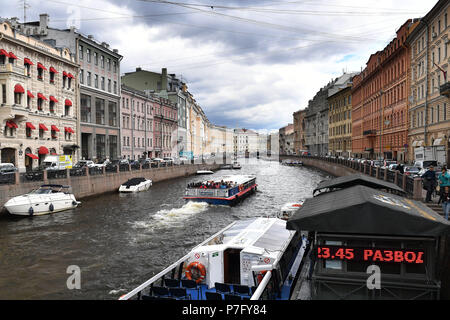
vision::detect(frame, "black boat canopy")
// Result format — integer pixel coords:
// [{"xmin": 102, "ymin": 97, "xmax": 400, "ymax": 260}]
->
[
  {"xmin": 287, "ymin": 185, "xmax": 450, "ymax": 237},
  {"xmin": 313, "ymin": 174, "xmax": 405, "ymax": 195},
  {"xmin": 122, "ymin": 177, "xmax": 147, "ymax": 186}
]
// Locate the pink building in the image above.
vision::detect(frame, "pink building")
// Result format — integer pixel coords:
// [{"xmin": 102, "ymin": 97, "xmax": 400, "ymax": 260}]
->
[
  {"xmin": 152, "ymin": 96, "xmax": 178, "ymax": 158},
  {"xmin": 120, "ymin": 86, "xmax": 154, "ymax": 160}
]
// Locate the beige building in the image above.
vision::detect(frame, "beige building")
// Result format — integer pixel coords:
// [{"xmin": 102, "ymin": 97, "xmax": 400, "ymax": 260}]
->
[
  {"xmin": 0, "ymin": 20, "xmax": 79, "ymax": 172},
  {"xmin": 328, "ymin": 84, "xmax": 353, "ymax": 157},
  {"xmin": 408, "ymin": 0, "xmax": 450, "ymax": 166},
  {"xmin": 293, "ymin": 109, "xmax": 306, "ymax": 154}
]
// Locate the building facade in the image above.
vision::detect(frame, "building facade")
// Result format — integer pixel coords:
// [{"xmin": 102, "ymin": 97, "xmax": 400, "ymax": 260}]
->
[
  {"xmin": 408, "ymin": 0, "xmax": 450, "ymax": 166},
  {"xmin": 12, "ymin": 14, "xmax": 123, "ymax": 162},
  {"xmin": 0, "ymin": 19, "xmax": 79, "ymax": 172},
  {"xmin": 352, "ymin": 20, "xmax": 418, "ymax": 162},
  {"xmin": 293, "ymin": 109, "xmax": 306, "ymax": 154},
  {"xmin": 328, "ymin": 77, "xmax": 355, "ymax": 157},
  {"xmin": 120, "ymin": 86, "xmax": 154, "ymax": 160},
  {"xmin": 279, "ymin": 124, "xmax": 294, "ymax": 155}
]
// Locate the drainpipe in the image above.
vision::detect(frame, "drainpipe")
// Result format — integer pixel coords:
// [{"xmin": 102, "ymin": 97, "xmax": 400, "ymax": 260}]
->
[{"xmin": 422, "ymin": 20, "xmax": 430, "ymax": 147}]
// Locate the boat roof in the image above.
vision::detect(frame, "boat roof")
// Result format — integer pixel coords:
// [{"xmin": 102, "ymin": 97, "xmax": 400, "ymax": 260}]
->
[
  {"xmin": 197, "ymin": 218, "xmax": 294, "ymax": 260},
  {"xmin": 313, "ymin": 174, "xmax": 405, "ymax": 195},
  {"xmin": 287, "ymin": 185, "xmax": 450, "ymax": 237},
  {"xmin": 122, "ymin": 177, "xmax": 147, "ymax": 186}
]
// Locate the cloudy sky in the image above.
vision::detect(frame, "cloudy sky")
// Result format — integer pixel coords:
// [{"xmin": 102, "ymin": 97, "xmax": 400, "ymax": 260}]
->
[{"xmin": 3, "ymin": 0, "xmax": 437, "ymax": 131}]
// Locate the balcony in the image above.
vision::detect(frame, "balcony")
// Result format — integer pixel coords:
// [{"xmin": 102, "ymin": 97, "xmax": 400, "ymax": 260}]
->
[
  {"xmin": 440, "ymin": 81, "xmax": 450, "ymax": 97},
  {"xmin": 363, "ymin": 129, "xmax": 377, "ymax": 137}
]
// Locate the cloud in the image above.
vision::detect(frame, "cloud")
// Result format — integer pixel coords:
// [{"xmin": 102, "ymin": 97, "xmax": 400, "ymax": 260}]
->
[{"xmin": 3, "ymin": 0, "xmax": 437, "ymax": 131}]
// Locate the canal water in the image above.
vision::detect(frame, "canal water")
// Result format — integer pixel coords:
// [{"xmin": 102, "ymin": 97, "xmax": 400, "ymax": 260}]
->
[{"xmin": 0, "ymin": 159, "xmax": 329, "ymax": 299}]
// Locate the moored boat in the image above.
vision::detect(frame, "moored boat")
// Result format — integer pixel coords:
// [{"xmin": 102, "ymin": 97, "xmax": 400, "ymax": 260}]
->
[
  {"xmin": 119, "ymin": 177, "xmax": 152, "ymax": 193},
  {"xmin": 278, "ymin": 201, "xmax": 304, "ymax": 220},
  {"xmin": 118, "ymin": 217, "xmax": 307, "ymax": 301},
  {"xmin": 184, "ymin": 175, "xmax": 257, "ymax": 205},
  {"xmin": 4, "ymin": 184, "xmax": 80, "ymax": 216},
  {"xmin": 196, "ymin": 170, "xmax": 214, "ymax": 175},
  {"xmin": 232, "ymin": 162, "xmax": 241, "ymax": 169}
]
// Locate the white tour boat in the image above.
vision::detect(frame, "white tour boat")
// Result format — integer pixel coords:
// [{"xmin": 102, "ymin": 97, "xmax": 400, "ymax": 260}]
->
[
  {"xmin": 232, "ymin": 162, "xmax": 242, "ymax": 169},
  {"xmin": 119, "ymin": 177, "xmax": 152, "ymax": 193},
  {"xmin": 278, "ymin": 201, "xmax": 304, "ymax": 220},
  {"xmin": 4, "ymin": 184, "xmax": 80, "ymax": 216},
  {"xmin": 196, "ymin": 170, "xmax": 214, "ymax": 175},
  {"xmin": 119, "ymin": 217, "xmax": 307, "ymax": 301}
]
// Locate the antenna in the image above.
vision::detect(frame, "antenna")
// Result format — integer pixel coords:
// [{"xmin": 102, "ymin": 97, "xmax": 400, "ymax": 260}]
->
[{"xmin": 18, "ymin": 0, "xmax": 30, "ymax": 23}]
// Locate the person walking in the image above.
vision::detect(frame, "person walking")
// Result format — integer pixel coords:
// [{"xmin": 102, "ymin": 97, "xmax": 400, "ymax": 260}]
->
[
  {"xmin": 398, "ymin": 163, "xmax": 404, "ymax": 174},
  {"xmin": 440, "ymin": 186, "xmax": 450, "ymax": 220},
  {"xmin": 421, "ymin": 166, "xmax": 437, "ymax": 203},
  {"xmin": 438, "ymin": 167, "xmax": 450, "ymax": 204}
]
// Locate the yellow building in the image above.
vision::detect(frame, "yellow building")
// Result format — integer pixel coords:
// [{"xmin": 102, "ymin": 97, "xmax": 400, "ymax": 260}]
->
[
  {"xmin": 328, "ymin": 85, "xmax": 353, "ymax": 157},
  {"xmin": 408, "ymin": 0, "xmax": 450, "ymax": 166}
]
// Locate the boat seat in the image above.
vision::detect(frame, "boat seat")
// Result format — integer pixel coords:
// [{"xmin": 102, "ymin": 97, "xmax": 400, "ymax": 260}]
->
[
  {"xmin": 215, "ymin": 282, "xmax": 232, "ymax": 294},
  {"xmin": 224, "ymin": 293, "xmax": 241, "ymax": 300},
  {"xmin": 141, "ymin": 295, "xmax": 157, "ymax": 300},
  {"xmin": 181, "ymin": 279, "xmax": 201, "ymax": 297},
  {"xmin": 164, "ymin": 278, "xmax": 180, "ymax": 288},
  {"xmin": 151, "ymin": 286, "xmax": 169, "ymax": 297},
  {"xmin": 233, "ymin": 284, "xmax": 250, "ymax": 296},
  {"xmin": 205, "ymin": 292, "xmax": 223, "ymax": 300},
  {"xmin": 169, "ymin": 287, "xmax": 191, "ymax": 300}
]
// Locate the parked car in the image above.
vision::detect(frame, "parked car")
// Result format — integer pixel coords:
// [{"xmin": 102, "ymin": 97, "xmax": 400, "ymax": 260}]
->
[
  {"xmin": 70, "ymin": 161, "xmax": 89, "ymax": 176},
  {"xmin": 388, "ymin": 164, "xmax": 399, "ymax": 171},
  {"xmin": 0, "ymin": 163, "xmax": 17, "ymax": 183},
  {"xmin": 404, "ymin": 166, "xmax": 421, "ymax": 178},
  {"xmin": 76, "ymin": 160, "xmax": 96, "ymax": 168},
  {"xmin": 163, "ymin": 157, "xmax": 175, "ymax": 165}
]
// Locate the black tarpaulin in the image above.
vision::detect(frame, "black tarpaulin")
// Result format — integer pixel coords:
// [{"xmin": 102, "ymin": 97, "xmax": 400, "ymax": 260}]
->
[
  {"xmin": 313, "ymin": 174, "xmax": 405, "ymax": 195},
  {"xmin": 287, "ymin": 185, "xmax": 450, "ymax": 237},
  {"xmin": 122, "ymin": 177, "xmax": 147, "ymax": 187}
]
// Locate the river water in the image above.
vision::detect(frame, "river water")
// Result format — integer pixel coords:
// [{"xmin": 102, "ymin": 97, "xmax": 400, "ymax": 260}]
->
[{"xmin": 0, "ymin": 159, "xmax": 329, "ymax": 299}]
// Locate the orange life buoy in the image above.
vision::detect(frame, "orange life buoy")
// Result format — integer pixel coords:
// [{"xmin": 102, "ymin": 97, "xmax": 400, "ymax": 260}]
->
[
  {"xmin": 185, "ymin": 261, "xmax": 206, "ymax": 284},
  {"xmin": 239, "ymin": 185, "xmax": 243, "ymax": 192}
]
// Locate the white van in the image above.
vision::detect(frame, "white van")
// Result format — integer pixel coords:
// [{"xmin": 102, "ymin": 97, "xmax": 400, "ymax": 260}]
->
[{"xmin": 43, "ymin": 155, "xmax": 73, "ymax": 170}]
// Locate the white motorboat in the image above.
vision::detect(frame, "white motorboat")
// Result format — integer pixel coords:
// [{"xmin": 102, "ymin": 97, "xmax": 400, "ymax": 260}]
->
[
  {"xmin": 232, "ymin": 162, "xmax": 241, "ymax": 169},
  {"xmin": 196, "ymin": 170, "xmax": 214, "ymax": 175},
  {"xmin": 119, "ymin": 217, "xmax": 307, "ymax": 301},
  {"xmin": 119, "ymin": 177, "xmax": 152, "ymax": 193},
  {"xmin": 4, "ymin": 184, "xmax": 80, "ymax": 216},
  {"xmin": 277, "ymin": 201, "xmax": 304, "ymax": 220}
]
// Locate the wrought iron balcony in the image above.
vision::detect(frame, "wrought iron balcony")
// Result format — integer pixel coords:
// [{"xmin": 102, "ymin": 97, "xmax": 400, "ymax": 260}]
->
[{"xmin": 440, "ymin": 81, "xmax": 450, "ymax": 97}]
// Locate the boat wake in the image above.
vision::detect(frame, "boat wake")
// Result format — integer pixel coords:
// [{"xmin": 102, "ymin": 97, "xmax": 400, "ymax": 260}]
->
[{"xmin": 131, "ymin": 202, "xmax": 209, "ymax": 232}]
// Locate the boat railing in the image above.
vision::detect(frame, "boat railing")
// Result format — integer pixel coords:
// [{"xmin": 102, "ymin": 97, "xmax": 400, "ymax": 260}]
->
[
  {"xmin": 186, "ymin": 188, "xmax": 229, "ymax": 198},
  {"xmin": 250, "ymin": 270, "xmax": 273, "ymax": 300}
]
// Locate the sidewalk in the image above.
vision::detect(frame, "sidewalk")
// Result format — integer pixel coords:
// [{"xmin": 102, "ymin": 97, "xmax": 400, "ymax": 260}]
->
[{"xmin": 421, "ymin": 189, "xmax": 446, "ymax": 217}]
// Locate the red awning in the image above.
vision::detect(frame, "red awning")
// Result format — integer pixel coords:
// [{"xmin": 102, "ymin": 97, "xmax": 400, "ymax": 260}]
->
[
  {"xmin": 26, "ymin": 153, "xmax": 39, "ymax": 160},
  {"xmin": 49, "ymin": 96, "xmax": 58, "ymax": 103},
  {"xmin": 63, "ymin": 71, "xmax": 68, "ymax": 77},
  {"xmin": 24, "ymin": 58, "xmax": 34, "ymax": 65},
  {"xmin": 49, "ymin": 67, "xmax": 58, "ymax": 73},
  {"xmin": 65, "ymin": 99, "xmax": 72, "ymax": 106},
  {"xmin": 26, "ymin": 122, "xmax": 36, "ymax": 130},
  {"xmin": 14, "ymin": 84, "xmax": 25, "ymax": 93},
  {"xmin": 67, "ymin": 73, "xmax": 74, "ymax": 79},
  {"xmin": 6, "ymin": 121, "xmax": 18, "ymax": 128},
  {"xmin": 27, "ymin": 90, "xmax": 34, "ymax": 98},
  {"xmin": 37, "ymin": 62, "xmax": 47, "ymax": 71},
  {"xmin": 37, "ymin": 93, "xmax": 47, "ymax": 101},
  {"xmin": 51, "ymin": 125, "xmax": 60, "ymax": 132},
  {"xmin": 38, "ymin": 146, "xmax": 49, "ymax": 155},
  {"xmin": 65, "ymin": 127, "xmax": 74, "ymax": 133},
  {"xmin": 39, "ymin": 124, "xmax": 48, "ymax": 131},
  {"xmin": 8, "ymin": 52, "xmax": 18, "ymax": 59},
  {"xmin": 0, "ymin": 49, "xmax": 9, "ymax": 57}
]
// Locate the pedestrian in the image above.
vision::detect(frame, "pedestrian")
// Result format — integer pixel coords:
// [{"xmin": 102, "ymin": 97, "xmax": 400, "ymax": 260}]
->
[
  {"xmin": 438, "ymin": 167, "xmax": 450, "ymax": 204},
  {"xmin": 421, "ymin": 166, "xmax": 437, "ymax": 203},
  {"xmin": 440, "ymin": 186, "xmax": 450, "ymax": 220},
  {"xmin": 398, "ymin": 163, "xmax": 404, "ymax": 174}
]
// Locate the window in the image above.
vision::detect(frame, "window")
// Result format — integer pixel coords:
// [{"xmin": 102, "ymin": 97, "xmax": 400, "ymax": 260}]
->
[
  {"xmin": 107, "ymin": 58, "xmax": 111, "ymax": 71},
  {"xmin": 87, "ymin": 72, "xmax": 91, "ymax": 86},
  {"xmin": 79, "ymin": 45, "xmax": 83, "ymax": 60},
  {"xmin": 444, "ymin": 103, "xmax": 447, "ymax": 121},
  {"xmin": 95, "ymin": 98, "xmax": 105, "ymax": 125},
  {"xmin": 62, "ymin": 74, "xmax": 66, "ymax": 88},
  {"xmin": 94, "ymin": 74, "xmax": 98, "ymax": 88},
  {"xmin": 37, "ymin": 67, "xmax": 43, "ymax": 80},
  {"xmin": 113, "ymin": 61, "xmax": 117, "ymax": 73},
  {"xmin": 94, "ymin": 52, "xmax": 98, "ymax": 65},
  {"xmin": 108, "ymin": 101, "xmax": 117, "ymax": 127},
  {"xmin": 113, "ymin": 81, "xmax": 117, "ymax": 94},
  {"xmin": 86, "ymin": 48, "xmax": 91, "ymax": 63},
  {"xmin": 108, "ymin": 79, "xmax": 111, "ymax": 92},
  {"xmin": 96, "ymin": 134, "xmax": 106, "ymax": 160},
  {"xmin": 51, "ymin": 129, "xmax": 57, "ymax": 140},
  {"xmin": 81, "ymin": 94, "xmax": 91, "ymax": 123},
  {"xmin": 100, "ymin": 55, "xmax": 104, "ymax": 68},
  {"xmin": 49, "ymin": 101, "xmax": 55, "ymax": 114},
  {"xmin": 14, "ymin": 91, "xmax": 22, "ymax": 105},
  {"xmin": 37, "ymin": 98, "xmax": 43, "ymax": 111},
  {"xmin": 101, "ymin": 76, "xmax": 105, "ymax": 90},
  {"xmin": 80, "ymin": 69, "xmax": 84, "ymax": 84},
  {"xmin": 1, "ymin": 84, "xmax": 5, "ymax": 103}
]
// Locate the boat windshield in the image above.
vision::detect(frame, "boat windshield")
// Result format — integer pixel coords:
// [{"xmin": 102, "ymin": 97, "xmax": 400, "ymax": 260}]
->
[{"xmin": 30, "ymin": 186, "xmax": 64, "ymax": 194}]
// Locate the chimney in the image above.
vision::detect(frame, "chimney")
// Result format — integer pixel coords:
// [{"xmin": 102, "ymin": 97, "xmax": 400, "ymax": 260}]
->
[
  {"xmin": 136, "ymin": 67, "xmax": 142, "ymax": 72},
  {"xmin": 161, "ymin": 68, "xmax": 168, "ymax": 91},
  {"xmin": 39, "ymin": 14, "xmax": 49, "ymax": 29},
  {"xmin": 113, "ymin": 49, "xmax": 118, "ymax": 53}
]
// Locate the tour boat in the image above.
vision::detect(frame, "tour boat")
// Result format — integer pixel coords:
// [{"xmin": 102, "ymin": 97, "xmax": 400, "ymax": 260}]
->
[
  {"xmin": 278, "ymin": 201, "xmax": 304, "ymax": 220},
  {"xmin": 119, "ymin": 217, "xmax": 307, "ymax": 301},
  {"xmin": 4, "ymin": 184, "xmax": 80, "ymax": 216},
  {"xmin": 219, "ymin": 164, "xmax": 233, "ymax": 170},
  {"xmin": 282, "ymin": 159, "xmax": 303, "ymax": 166},
  {"xmin": 232, "ymin": 162, "xmax": 242, "ymax": 169},
  {"xmin": 196, "ymin": 170, "xmax": 214, "ymax": 175},
  {"xmin": 184, "ymin": 175, "xmax": 257, "ymax": 205},
  {"xmin": 119, "ymin": 177, "xmax": 152, "ymax": 193}
]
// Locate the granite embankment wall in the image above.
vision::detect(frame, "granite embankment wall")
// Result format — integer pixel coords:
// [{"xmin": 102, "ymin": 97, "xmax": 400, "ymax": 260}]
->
[
  {"xmin": 0, "ymin": 163, "xmax": 219, "ymax": 210},
  {"xmin": 280, "ymin": 155, "xmax": 357, "ymax": 177}
]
